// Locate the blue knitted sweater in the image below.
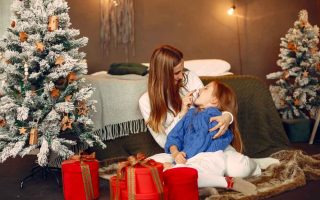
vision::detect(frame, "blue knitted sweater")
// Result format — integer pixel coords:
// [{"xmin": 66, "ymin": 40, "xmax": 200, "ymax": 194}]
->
[{"xmin": 165, "ymin": 107, "xmax": 233, "ymax": 159}]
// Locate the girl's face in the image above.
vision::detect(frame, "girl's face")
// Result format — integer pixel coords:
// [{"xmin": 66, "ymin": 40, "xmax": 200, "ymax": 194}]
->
[
  {"xmin": 173, "ymin": 61, "xmax": 184, "ymax": 85},
  {"xmin": 194, "ymin": 82, "xmax": 218, "ymax": 108}
]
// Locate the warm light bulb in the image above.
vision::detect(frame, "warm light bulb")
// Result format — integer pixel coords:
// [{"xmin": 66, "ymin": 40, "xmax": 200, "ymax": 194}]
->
[
  {"xmin": 227, "ymin": 6, "xmax": 236, "ymax": 15},
  {"xmin": 113, "ymin": 0, "xmax": 119, "ymax": 7}
]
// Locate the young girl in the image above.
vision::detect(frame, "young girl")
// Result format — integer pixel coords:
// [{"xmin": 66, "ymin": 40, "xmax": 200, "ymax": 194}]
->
[{"xmin": 163, "ymin": 81, "xmax": 257, "ymax": 195}]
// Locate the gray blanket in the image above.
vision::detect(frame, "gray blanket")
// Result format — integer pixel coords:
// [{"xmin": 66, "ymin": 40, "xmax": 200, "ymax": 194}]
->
[{"xmin": 85, "ymin": 74, "xmax": 148, "ymax": 140}]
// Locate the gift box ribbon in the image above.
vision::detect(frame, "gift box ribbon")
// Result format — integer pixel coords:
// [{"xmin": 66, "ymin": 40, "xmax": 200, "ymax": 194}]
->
[
  {"xmin": 112, "ymin": 153, "xmax": 164, "ymax": 200},
  {"xmin": 66, "ymin": 152, "xmax": 96, "ymax": 200}
]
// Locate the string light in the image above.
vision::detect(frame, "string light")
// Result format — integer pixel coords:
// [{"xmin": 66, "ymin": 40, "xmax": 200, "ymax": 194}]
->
[
  {"xmin": 112, "ymin": 0, "xmax": 119, "ymax": 7},
  {"xmin": 227, "ymin": 5, "xmax": 236, "ymax": 15}
]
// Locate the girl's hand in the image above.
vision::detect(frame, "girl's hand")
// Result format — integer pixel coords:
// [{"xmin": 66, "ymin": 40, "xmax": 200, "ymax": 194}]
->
[
  {"xmin": 209, "ymin": 112, "xmax": 232, "ymax": 139},
  {"xmin": 181, "ymin": 90, "xmax": 196, "ymax": 117},
  {"xmin": 172, "ymin": 151, "xmax": 187, "ymax": 164}
]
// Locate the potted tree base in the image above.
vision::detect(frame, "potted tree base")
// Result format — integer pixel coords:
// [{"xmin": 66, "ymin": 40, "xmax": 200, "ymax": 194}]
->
[{"xmin": 282, "ymin": 118, "xmax": 311, "ymax": 143}]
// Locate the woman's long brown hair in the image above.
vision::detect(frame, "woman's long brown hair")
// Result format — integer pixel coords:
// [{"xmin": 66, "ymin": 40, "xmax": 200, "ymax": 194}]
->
[
  {"xmin": 147, "ymin": 45, "xmax": 183, "ymax": 133},
  {"xmin": 212, "ymin": 81, "xmax": 243, "ymax": 153}
]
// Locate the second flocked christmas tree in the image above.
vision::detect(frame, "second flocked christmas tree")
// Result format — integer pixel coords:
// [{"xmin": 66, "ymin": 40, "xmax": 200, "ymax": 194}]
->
[
  {"xmin": 0, "ymin": 0, "xmax": 105, "ymax": 167},
  {"xmin": 267, "ymin": 10, "xmax": 320, "ymax": 119}
]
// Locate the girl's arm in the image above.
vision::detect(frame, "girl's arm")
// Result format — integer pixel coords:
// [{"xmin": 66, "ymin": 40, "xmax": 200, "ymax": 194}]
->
[{"xmin": 169, "ymin": 145, "xmax": 187, "ymax": 164}]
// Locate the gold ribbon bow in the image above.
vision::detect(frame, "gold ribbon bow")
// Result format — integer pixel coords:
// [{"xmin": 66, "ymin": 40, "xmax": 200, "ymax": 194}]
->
[
  {"xmin": 66, "ymin": 152, "xmax": 96, "ymax": 200},
  {"xmin": 111, "ymin": 153, "xmax": 164, "ymax": 200}
]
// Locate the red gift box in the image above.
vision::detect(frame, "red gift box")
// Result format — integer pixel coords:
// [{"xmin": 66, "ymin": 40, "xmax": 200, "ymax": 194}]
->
[
  {"xmin": 110, "ymin": 153, "xmax": 165, "ymax": 200},
  {"xmin": 110, "ymin": 176, "xmax": 126, "ymax": 199},
  {"xmin": 62, "ymin": 153, "xmax": 100, "ymax": 200},
  {"xmin": 164, "ymin": 167, "xmax": 199, "ymax": 200}
]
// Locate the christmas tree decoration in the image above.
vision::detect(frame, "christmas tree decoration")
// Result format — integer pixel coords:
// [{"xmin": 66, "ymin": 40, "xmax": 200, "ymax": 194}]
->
[
  {"xmin": 287, "ymin": 42, "xmax": 297, "ymax": 52},
  {"xmin": 50, "ymin": 87, "xmax": 60, "ymax": 99},
  {"xmin": 0, "ymin": 119, "xmax": 6, "ymax": 127},
  {"xmin": 0, "ymin": 0, "xmax": 105, "ymax": 167},
  {"xmin": 11, "ymin": 21, "xmax": 15, "ymax": 28},
  {"xmin": 55, "ymin": 56, "xmax": 65, "ymax": 65},
  {"xmin": 61, "ymin": 117, "xmax": 73, "ymax": 131},
  {"xmin": 48, "ymin": 15, "xmax": 59, "ymax": 32},
  {"xmin": 78, "ymin": 101, "xmax": 89, "ymax": 116},
  {"xmin": 19, "ymin": 32, "xmax": 28, "ymax": 42},
  {"xmin": 67, "ymin": 72, "xmax": 77, "ymax": 83},
  {"xmin": 35, "ymin": 42, "xmax": 45, "ymax": 52},
  {"xmin": 65, "ymin": 95, "xmax": 72, "ymax": 102},
  {"xmin": 29, "ymin": 128, "xmax": 38, "ymax": 145},
  {"xmin": 267, "ymin": 10, "xmax": 320, "ymax": 119},
  {"xmin": 19, "ymin": 127, "xmax": 27, "ymax": 135}
]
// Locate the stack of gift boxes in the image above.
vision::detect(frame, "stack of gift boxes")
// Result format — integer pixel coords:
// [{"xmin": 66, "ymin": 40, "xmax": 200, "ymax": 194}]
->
[{"xmin": 61, "ymin": 152, "xmax": 199, "ymax": 200}]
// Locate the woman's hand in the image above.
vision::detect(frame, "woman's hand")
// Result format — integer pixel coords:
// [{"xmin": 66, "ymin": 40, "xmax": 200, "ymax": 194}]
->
[
  {"xmin": 172, "ymin": 151, "xmax": 187, "ymax": 164},
  {"xmin": 209, "ymin": 112, "xmax": 232, "ymax": 139},
  {"xmin": 180, "ymin": 90, "xmax": 196, "ymax": 117}
]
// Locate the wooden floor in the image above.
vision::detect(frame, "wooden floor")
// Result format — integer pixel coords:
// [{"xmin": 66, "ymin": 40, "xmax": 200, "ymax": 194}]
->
[{"xmin": 0, "ymin": 143, "xmax": 319, "ymax": 200}]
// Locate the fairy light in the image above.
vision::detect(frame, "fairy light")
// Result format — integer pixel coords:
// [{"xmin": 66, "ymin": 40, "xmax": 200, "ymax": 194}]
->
[
  {"xmin": 113, "ymin": 0, "xmax": 119, "ymax": 7},
  {"xmin": 227, "ymin": 5, "xmax": 236, "ymax": 16}
]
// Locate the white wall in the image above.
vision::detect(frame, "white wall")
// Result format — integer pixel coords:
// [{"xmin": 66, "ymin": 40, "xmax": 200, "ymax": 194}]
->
[{"xmin": 0, "ymin": 0, "xmax": 12, "ymax": 37}]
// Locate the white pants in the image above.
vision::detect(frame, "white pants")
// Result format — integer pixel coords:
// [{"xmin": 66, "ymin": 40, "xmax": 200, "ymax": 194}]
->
[{"xmin": 149, "ymin": 145, "xmax": 261, "ymax": 188}]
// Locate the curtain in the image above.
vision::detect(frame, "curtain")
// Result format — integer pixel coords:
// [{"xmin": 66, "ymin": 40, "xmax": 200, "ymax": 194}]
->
[
  {"xmin": 0, "ymin": 0, "xmax": 12, "ymax": 37},
  {"xmin": 100, "ymin": 0, "xmax": 135, "ymax": 60}
]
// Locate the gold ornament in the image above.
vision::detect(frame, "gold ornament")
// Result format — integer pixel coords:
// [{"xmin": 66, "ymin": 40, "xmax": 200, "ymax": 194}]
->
[
  {"xmin": 65, "ymin": 95, "xmax": 72, "ymax": 102},
  {"xmin": 67, "ymin": 72, "xmax": 77, "ymax": 84},
  {"xmin": 50, "ymin": 87, "xmax": 60, "ymax": 99},
  {"xmin": 35, "ymin": 42, "xmax": 45, "ymax": 52},
  {"xmin": 11, "ymin": 21, "xmax": 15, "ymax": 28},
  {"xmin": 78, "ymin": 107, "xmax": 89, "ymax": 116},
  {"xmin": 48, "ymin": 16, "xmax": 59, "ymax": 32},
  {"xmin": 61, "ymin": 117, "xmax": 73, "ymax": 131},
  {"xmin": 283, "ymin": 70, "xmax": 290, "ymax": 79},
  {"xmin": 287, "ymin": 42, "xmax": 297, "ymax": 52},
  {"xmin": 78, "ymin": 101, "xmax": 89, "ymax": 116},
  {"xmin": 19, "ymin": 32, "xmax": 28, "ymax": 42},
  {"xmin": 29, "ymin": 128, "xmax": 38, "ymax": 145},
  {"xmin": 0, "ymin": 119, "xmax": 6, "ymax": 127},
  {"xmin": 303, "ymin": 71, "xmax": 309, "ymax": 78},
  {"xmin": 55, "ymin": 56, "xmax": 65, "ymax": 66},
  {"xmin": 19, "ymin": 127, "xmax": 27, "ymax": 135},
  {"xmin": 61, "ymin": 115, "xmax": 69, "ymax": 124}
]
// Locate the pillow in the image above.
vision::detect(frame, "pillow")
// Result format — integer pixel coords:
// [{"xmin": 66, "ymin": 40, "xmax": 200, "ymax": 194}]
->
[
  {"xmin": 184, "ymin": 59, "xmax": 231, "ymax": 76},
  {"xmin": 108, "ymin": 63, "xmax": 148, "ymax": 76}
]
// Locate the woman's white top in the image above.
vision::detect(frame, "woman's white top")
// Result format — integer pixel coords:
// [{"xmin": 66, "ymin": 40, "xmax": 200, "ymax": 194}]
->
[{"xmin": 139, "ymin": 71, "xmax": 232, "ymax": 148}]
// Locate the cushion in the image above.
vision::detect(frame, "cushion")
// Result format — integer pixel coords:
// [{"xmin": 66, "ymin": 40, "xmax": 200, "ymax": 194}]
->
[
  {"xmin": 108, "ymin": 63, "xmax": 148, "ymax": 76},
  {"xmin": 184, "ymin": 59, "xmax": 231, "ymax": 76}
]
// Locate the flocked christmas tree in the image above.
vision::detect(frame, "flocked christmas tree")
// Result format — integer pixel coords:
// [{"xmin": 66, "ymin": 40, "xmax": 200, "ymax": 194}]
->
[
  {"xmin": 267, "ymin": 10, "xmax": 320, "ymax": 119},
  {"xmin": 0, "ymin": 0, "xmax": 105, "ymax": 167}
]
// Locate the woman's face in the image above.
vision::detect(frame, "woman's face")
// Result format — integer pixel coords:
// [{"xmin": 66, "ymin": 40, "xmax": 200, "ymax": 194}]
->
[
  {"xmin": 194, "ymin": 82, "xmax": 218, "ymax": 108},
  {"xmin": 173, "ymin": 61, "xmax": 184, "ymax": 85}
]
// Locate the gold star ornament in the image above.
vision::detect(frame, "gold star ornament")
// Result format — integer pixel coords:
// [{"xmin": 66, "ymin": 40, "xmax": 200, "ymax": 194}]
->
[{"xmin": 19, "ymin": 127, "xmax": 27, "ymax": 135}]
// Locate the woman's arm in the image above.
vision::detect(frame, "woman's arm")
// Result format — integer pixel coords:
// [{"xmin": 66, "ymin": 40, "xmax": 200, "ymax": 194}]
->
[{"xmin": 209, "ymin": 112, "xmax": 233, "ymax": 139}]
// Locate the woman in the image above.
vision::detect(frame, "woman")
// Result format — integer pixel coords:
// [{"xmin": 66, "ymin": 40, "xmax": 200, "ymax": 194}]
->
[{"xmin": 139, "ymin": 45, "xmax": 260, "ymax": 178}]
